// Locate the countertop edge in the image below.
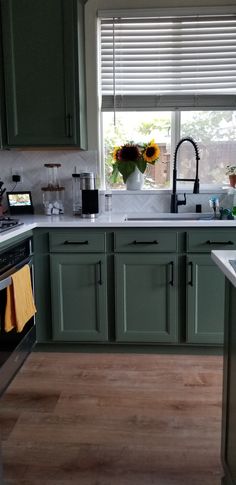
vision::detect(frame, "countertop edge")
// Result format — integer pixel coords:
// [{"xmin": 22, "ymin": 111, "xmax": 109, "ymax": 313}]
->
[{"xmin": 0, "ymin": 214, "xmax": 236, "ymax": 245}]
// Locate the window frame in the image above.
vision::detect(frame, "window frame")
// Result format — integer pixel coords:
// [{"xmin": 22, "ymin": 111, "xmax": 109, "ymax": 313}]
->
[{"xmin": 85, "ymin": 3, "xmax": 236, "ymax": 191}]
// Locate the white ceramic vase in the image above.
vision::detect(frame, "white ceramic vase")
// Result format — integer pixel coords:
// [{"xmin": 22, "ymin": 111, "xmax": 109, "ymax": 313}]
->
[{"xmin": 126, "ymin": 166, "xmax": 144, "ymax": 190}]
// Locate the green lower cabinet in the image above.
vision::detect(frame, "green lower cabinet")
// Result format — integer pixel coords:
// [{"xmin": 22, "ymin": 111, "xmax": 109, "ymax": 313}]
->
[
  {"xmin": 115, "ymin": 254, "xmax": 178, "ymax": 343},
  {"xmin": 50, "ymin": 253, "xmax": 108, "ymax": 341},
  {"xmin": 186, "ymin": 255, "xmax": 224, "ymax": 344}
]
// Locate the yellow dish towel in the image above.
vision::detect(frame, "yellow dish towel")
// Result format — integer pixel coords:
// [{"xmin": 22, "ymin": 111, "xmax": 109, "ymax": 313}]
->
[{"xmin": 4, "ymin": 264, "xmax": 37, "ymax": 333}]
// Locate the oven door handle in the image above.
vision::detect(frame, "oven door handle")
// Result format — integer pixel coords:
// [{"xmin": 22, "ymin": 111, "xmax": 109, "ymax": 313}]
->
[{"xmin": 0, "ymin": 257, "xmax": 33, "ymax": 291}]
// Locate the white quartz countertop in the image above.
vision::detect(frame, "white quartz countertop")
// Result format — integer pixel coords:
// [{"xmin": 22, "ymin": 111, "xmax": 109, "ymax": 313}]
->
[
  {"xmin": 211, "ymin": 250, "xmax": 236, "ymax": 288},
  {"xmin": 0, "ymin": 212, "xmax": 236, "ymax": 244}
]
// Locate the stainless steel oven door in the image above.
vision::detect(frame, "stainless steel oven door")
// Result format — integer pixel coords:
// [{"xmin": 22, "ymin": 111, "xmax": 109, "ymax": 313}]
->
[{"xmin": 0, "ymin": 257, "xmax": 36, "ymax": 396}]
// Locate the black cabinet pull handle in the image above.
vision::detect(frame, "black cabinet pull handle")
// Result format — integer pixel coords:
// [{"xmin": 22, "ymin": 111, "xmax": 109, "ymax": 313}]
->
[
  {"xmin": 206, "ymin": 240, "xmax": 234, "ymax": 245},
  {"xmin": 132, "ymin": 240, "xmax": 159, "ymax": 245},
  {"xmin": 169, "ymin": 261, "xmax": 174, "ymax": 286},
  {"xmin": 66, "ymin": 114, "xmax": 72, "ymax": 138},
  {"xmin": 63, "ymin": 240, "xmax": 88, "ymax": 245},
  {"xmin": 98, "ymin": 261, "xmax": 103, "ymax": 285},
  {"xmin": 188, "ymin": 262, "xmax": 193, "ymax": 286}
]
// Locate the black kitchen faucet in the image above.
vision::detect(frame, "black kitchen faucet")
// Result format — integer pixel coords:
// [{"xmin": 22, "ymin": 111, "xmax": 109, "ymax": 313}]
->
[{"xmin": 170, "ymin": 137, "xmax": 200, "ymax": 213}]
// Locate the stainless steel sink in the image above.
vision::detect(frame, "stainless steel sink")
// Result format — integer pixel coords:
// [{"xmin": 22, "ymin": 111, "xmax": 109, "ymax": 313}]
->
[{"xmin": 125, "ymin": 213, "xmax": 215, "ymax": 221}]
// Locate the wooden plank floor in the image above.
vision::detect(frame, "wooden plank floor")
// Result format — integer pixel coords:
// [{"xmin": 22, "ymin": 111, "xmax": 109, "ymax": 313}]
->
[{"xmin": 0, "ymin": 352, "xmax": 223, "ymax": 485}]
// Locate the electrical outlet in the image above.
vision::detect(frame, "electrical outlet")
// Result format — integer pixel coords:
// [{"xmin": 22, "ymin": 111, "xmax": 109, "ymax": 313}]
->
[
  {"xmin": 11, "ymin": 168, "xmax": 23, "ymax": 184},
  {"xmin": 12, "ymin": 174, "xmax": 21, "ymax": 183}
]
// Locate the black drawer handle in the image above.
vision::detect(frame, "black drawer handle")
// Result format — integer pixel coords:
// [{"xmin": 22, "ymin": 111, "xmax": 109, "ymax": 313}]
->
[
  {"xmin": 206, "ymin": 240, "xmax": 234, "ymax": 245},
  {"xmin": 63, "ymin": 240, "xmax": 89, "ymax": 245},
  {"xmin": 66, "ymin": 113, "xmax": 72, "ymax": 138},
  {"xmin": 188, "ymin": 261, "xmax": 193, "ymax": 286},
  {"xmin": 169, "ymin": 261, "xmax": 174, "ymax": 286},
  {"xmin": 132, "ymin": 240, "xmax": 159, "ymax": 245},
  {"xmin": 98, "ymin": 261, "xmax": 103, "ymax": 285}
]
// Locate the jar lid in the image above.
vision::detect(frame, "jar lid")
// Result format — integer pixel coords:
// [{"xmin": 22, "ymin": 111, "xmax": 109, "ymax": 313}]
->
[{"xmin": 41, "ymin": 186, "xmax": 65, "ymax": 191}]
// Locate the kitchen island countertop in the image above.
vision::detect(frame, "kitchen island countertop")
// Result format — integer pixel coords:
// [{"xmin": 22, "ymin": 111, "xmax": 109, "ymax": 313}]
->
[
  {"xmin": 211, "ymin": 249, "xmax": 236, "ymax": 484},
  {"xmin": 211, "ymin": 250, "xmax": 236, "ymax": 288}
]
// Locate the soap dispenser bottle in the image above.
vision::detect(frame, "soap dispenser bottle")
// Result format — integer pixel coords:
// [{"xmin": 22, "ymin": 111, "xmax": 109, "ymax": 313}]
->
[
  {"xmin": 104, "ymin": 186, "xmax": 112, "ymax": 213},
  {"xmin": 72, "ymin": 167, "xmax": 81, "ymax": 216}
]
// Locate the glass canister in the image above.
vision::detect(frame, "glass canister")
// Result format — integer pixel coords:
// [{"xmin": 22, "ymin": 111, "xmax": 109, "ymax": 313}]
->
[
  {"xmin": 44, "ymin": 163, "xmax": 61, "ymax": 189},
  {"xmin": 42, "ymin": 163, "xmax": 65, "ymax": 215},
  {"xmin": 42, "ymin": 187, "xmax": 65, "ymax": 215}
]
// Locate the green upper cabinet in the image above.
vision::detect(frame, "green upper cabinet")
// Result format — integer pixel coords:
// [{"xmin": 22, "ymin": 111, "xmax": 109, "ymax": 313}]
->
[
  {"xmin": 186, "ymin": 254, "xmax": 224, "ymax": 344},
  {"xmin": 115, "ymin": 253, "xmax": 178, "ymax": 343},
  {"xmin": 0, "ymin": 11, "xmax": 6, "ymax": 148},
  {"xmin": 1, "ymin": 0, "xmax": 87, "ymax": 148}
]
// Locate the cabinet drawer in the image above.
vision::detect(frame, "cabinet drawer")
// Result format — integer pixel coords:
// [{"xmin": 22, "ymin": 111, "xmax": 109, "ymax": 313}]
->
[
  {"xmin": 49, "ymin": 231, "xmax": 106, "ymax": 253},
  {"xmin": 187, "ymin": 230, "xmax": 236, "ymax": 252},
  {"xmin": 114, "ymin": 230, "xmax": 177, "ymax": 252}
]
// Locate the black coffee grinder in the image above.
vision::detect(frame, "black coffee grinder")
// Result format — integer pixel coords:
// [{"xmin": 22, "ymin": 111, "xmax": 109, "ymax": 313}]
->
[{"xmin": 80, "ymin": 172, "xmax": 99, "ymax": 219}]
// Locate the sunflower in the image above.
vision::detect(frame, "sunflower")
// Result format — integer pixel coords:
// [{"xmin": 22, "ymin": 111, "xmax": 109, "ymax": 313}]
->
[
  {"xmin": 143, "ymin": 140, "xmax": 160, "ymax": 164},
  {"xmin": 111, "ymin": 139, "xmax": 160, "ymax": 184},
  {"xmin": 118, "ymin": 143, "xmax": 141, "ymax": 162},
  {"xmin": 112, "ymin": 146, "xmax": 121, "ymax": 161}
]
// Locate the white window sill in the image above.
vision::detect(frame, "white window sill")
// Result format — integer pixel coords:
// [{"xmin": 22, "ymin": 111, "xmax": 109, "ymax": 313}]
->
[{"xmin": 103, "ymin": 186, "xmax": 229, "ymax": 195}]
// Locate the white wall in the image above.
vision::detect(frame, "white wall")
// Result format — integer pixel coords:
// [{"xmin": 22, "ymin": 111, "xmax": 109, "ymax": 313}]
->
[{"xmin": 0, "ymin": 150, "xmax": 98, "ymax": 214}]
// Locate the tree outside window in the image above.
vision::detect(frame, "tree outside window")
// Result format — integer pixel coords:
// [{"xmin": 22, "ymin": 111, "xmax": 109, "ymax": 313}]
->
[{"xmin": 102, "ymin": 111, "xmax": 236, "ymax": 188}]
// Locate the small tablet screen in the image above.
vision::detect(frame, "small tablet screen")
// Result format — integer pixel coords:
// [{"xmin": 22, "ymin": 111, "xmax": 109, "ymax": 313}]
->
[
  {"xmin": 7, "ymin": 192, "xmax": 34, "ymax": 214},
  {"xmin": 8, "ymin": 192, "xmax": 31, "ymax": 207}
]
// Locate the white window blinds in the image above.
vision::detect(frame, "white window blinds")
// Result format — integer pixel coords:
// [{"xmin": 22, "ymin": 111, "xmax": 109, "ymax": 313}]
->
[{"xmin": 100, "ymin": 12, "xmax": 236, "ymax": 110}]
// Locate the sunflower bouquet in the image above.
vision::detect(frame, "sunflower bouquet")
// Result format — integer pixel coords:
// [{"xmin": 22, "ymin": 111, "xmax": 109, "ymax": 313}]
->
[{"xmin": 112, "ymin": 140, "xmax": 160, "ymax": 183}]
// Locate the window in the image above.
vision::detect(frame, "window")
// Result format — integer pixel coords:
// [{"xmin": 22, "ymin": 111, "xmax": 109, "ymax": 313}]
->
[{"xmin": 98, "ymin": 8, "xmax": 236, "ymax": 189}]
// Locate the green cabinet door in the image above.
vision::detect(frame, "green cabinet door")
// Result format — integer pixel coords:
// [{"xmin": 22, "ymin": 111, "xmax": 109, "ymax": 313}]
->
[
  {"xmin": 1, "ymin": 0, "xmax": 87, "ymax": 147},
  {"xmin": 186, "ymin": 255, "xmax": 224, "ymax": 344},
  {"xmin": 115, "ymin": 254, "xmax": 178, "ymax": 343},
  {"xmin": 50, "ymin": 253, "xmax": 108, "ymax": 341}
]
